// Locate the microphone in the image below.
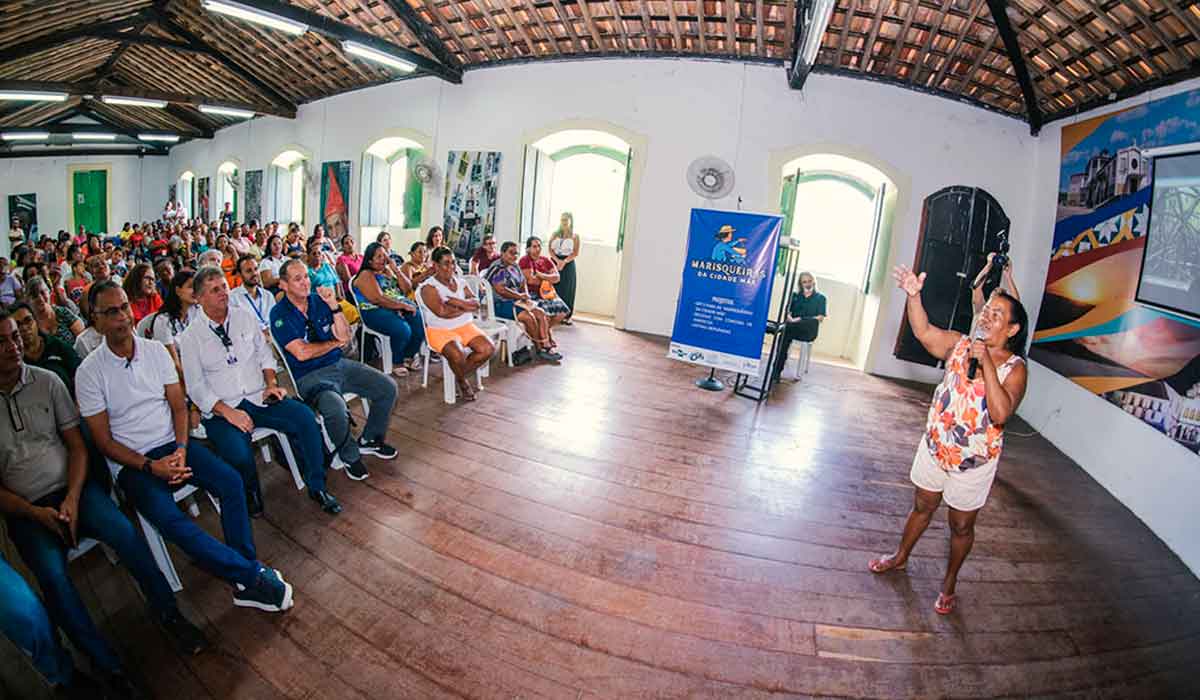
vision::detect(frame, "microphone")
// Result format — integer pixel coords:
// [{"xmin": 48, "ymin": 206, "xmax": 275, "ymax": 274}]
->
[{"xmin": 967, "ymin": 326, "xmax": 986, "ymax": 380}]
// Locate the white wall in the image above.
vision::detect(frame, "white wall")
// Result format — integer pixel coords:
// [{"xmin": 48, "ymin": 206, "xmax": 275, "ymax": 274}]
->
[
  {"xmin": 0, "ymin": 154, "xmax": 168, "ymax": 238},
  {"xmin": 168, "ymin": 59, "xmax": 1041, "ymax": 383},
  {"xmin": 1020, "ymin": 77, "xmax": 1200, "ymax": 577}
]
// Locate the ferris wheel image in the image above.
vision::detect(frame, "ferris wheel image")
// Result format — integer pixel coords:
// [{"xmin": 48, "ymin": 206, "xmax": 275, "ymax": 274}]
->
[{"xmin": 1147, "ymin": 183, "xmax": 1200, "ymax": 290}]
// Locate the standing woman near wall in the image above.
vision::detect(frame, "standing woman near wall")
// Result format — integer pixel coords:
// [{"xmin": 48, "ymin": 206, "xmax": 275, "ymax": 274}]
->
[{"xmin": 548, "ymin": 213, "xmax": 580, "ymax": 325}]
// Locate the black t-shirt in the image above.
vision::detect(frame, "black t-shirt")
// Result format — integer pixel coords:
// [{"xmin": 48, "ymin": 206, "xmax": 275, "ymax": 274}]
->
[
  {"xmin": 28, "ymin": 332, "xmax": 81, "ymax": 397},
  {"xmin": 789, "ymin": 291, "xmax": 827, "ymax": 320}
]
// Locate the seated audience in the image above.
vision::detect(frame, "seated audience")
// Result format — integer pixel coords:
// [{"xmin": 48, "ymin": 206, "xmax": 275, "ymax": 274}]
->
[
  {"xmin": 284, "ymin": 224, "xmax": 304, "ymax": 256},
  {"xmin": 0, "ymin": 257, "xmax": 22, "ymax": 305},
  {"xmin": 353, "ymin": 242, "xmax": 424, "ymax": 376},
  {"xmin": 25, "ymin": 275, "xmax": 84, "ymax": 344},
  {"xmin": 485, "ymin": 242, "xmax": 561, "ymax": 361},
  {"xmin": 0, "ymin": 309, "xmax": 208, "ymax": 699},
  {"xmin": 76, "ymin": 281, "xmax": 294, "ymax": 614},
  {"xmin": 181, "ymin": 267, "xmax": 341, "ymax": 515},
  {"xmin": 418, "ymin": 247, "xmax": 495, "ymax": 401},
  {"xmin": 306, "ymin": 237, "xmax": 340, "ymax": 293},
  {"xmin": 375, "ymin": 230, "xmax": 406, "ymax": 270},
  {"xmin": 258, "ymin": 234, "xmax": 287, "ymax": 291},
  {"xmin": 400, "ymin": 241, "xmax": 434, "ymax": 289},
  {"xmin": 772, "ymin": 271, "xmax": 827, "ymax": 382},
  {"xmin": 270, "ymin": 260, "xmax": 397, "ymax": 480},
  {"xmin": 10, "ymin": 302, "xmax": 80, "ymax": 396},
  {"xmin": 518, "ymin": 236, "xmax": 571, "ymax": 322},
  {"xmin": 469, "ymin": 235, "xmax": 499, "ymax": 275},
  {"xmin": 64, "ymin": 258, "xmax": 90, "ymax": 304},
  {"xmin": 426, "ymin": 226, "xmax": 445, "ymax": 250},
  {"xmin": 44, "ymin": 263, "xmax": 79, "ymax": 314},
  {"xmin": 123, "ymin": 263, "xmax": 163, "ymax": 323},
  {"xmin": 310, "ymin": 224, "xmax": 336, "ymax": 256},
  {"xmin": 231, "ymin": 255, "xmax": 276, "ymax": 331},
  {"xmin": 335, "ymin": 234, "xmax": 363, "ymax": 292},
  {"xmin": 153, "ymin": 258, "xmax": 175, "ymax": 299}
]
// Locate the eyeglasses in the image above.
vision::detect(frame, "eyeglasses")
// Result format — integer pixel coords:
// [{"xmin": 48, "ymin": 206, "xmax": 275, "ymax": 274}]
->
[{"xmin": 95, "ymin": 302, "xmax": 131, "ymax": 318}]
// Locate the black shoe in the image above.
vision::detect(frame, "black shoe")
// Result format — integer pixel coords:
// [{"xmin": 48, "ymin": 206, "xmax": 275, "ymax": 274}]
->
[
  {"xmin": 158, "ymin": 609, "xmax": 209, "ymax": 655},
  {"xmin": 344, "ymin": 459, "xmax": 370, "ymax": 481},
  {"xmin": 100, "ymin": 671, "xmax": 150, "ymax": 700},
  {"xmin": 357, "ymin": 437, "xmax": 396, "ymax": 460},
  {"xmin": 245, "ymin": 489, "xmax": 264, "ymax": 519},
  {"xmin": 232, "ymin": 566, "xmax": 293, "ymax": 612},
  {"xmin": 536, "ymin": 349, "xmax": 562, "ymax": 362},
  {"xmin": 309, "ymin": 489, "xmax": 343, "ymax": 514}
]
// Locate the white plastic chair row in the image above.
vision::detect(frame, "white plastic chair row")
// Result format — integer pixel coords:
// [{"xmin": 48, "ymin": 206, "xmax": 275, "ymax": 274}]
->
[
  {"xmin": 463, "ymin": 273, "xmax": 531, "ymax": 367},
  {"xmin": 783, "ymin": 341, "xmax": 813, "ymax": 381},
  {"xmin": 414, "ymin": 279, "xmax": 487, "ymax": 405},
  {"xmin": 347, "ymin": 282, "xmax": 393, "ymax": 375}
]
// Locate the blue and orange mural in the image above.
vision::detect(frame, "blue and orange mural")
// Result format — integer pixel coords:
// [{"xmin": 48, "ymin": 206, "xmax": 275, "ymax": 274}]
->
[{"xmin": 1035, "ymin": 89, "xmax": 1200, "ymax": 457}]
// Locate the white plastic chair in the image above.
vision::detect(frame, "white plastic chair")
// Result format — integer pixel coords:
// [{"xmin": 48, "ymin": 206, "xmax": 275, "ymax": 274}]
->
[
  {"xmin": 465, "ymin": 273, "xmax": 529, "ymax": 367},
  {"xmin": 784, "ymin": 341, "xmax": 813, "ymax": 381},
  {"xmin": 252, "ymin": 426, "xmax": 304, "ymax": 491},
  {"xmin": 348, "ymin": 282, "xmax": 393, "ymax": 375},
  {"xmin": 414, "ymin": 281, "xmax": 486, "ymax": 405}
]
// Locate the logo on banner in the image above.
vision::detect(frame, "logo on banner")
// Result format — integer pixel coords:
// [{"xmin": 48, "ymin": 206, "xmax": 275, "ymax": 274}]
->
[{"xmin": 692, "ymin": 222, "xmax": 767, "ymax": 284}]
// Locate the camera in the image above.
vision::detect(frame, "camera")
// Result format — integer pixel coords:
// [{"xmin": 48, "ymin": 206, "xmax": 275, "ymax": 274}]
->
[{"xmin": 983, "ymin": 229, "xmax": 1010, "ymax": 292}]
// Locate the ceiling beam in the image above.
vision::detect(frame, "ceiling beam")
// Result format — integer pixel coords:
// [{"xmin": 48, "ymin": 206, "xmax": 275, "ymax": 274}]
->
[
  {"xmin": 379, "ymin": 0, "xmax": 464, "ymax": 70},
  {"xmin": 0, "ymin": 79, "xmax": 292, "ymax": 119},
  {"xmin": 0, "ymin": 14, "xmax": 151, "ymax": 65},
  {"xmin": 0, "ymin": 149, "xmax": 170, "ymax": 160},
  {"xmin": 984, "ymin": 0, "xmax": 1042, "ymax": 135},
  {"xmin": 789, "ymin": 0, "xmax": 836, "ymax": 89},
  {"xmin": 86, "ymin": 30, "xmax": 210, "ymax": 56},
  {"xmin": 187, "ymin": 0, "xmax": 462, "ymax": 83}
]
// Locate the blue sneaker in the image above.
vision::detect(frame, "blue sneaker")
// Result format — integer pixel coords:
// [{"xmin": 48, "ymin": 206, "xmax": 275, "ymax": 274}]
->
[{"xmin": 233, "ymin": 566, "xmax": 293, "ymax": 612}]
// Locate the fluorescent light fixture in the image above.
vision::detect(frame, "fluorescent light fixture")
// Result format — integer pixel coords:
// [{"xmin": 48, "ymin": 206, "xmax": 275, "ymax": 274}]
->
[
  {"xmin": 0, "ymin": 90, "xmax": 68, "ymax": 102},
  {"xmin": 342, "ymin": 40, "xmax": 416, "ymax": 73},
  {"xmin": 102, "ymin": 95, "xmax": 167, "ymax": 108},
  {"xmin": 1, "ymin": 131, "xmax": 50, "ymax": 141},
  {"xmin": 138, "ymin": 133, "xmax": 180, "ymax": 143},
  {"xmin": 199, "ymin": 104, "xmax": 255, "ymax": 119},
  {"xmin": 795, "ymin": 0, "xmax": 836, "ymax": 69},
  {"xmin": 201, "ymin": 0, "xmax": 308, "ymax": 35},
  {"xmin": 73, "ymin": 133, "xmax": 117, "ymax": 141}
]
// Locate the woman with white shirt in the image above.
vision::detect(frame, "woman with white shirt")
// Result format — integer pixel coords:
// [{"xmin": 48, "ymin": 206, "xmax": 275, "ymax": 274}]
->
[
  {"xmin": 258, "ymin": 234, "xmax": 287, "ymax": 292},
  {"xmin": 548, "ymin": 212, "xmax": 580, "ymax": 325}
]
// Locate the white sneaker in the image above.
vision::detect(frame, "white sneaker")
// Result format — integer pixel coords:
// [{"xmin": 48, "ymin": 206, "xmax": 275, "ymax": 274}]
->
[{"xmin": 190, "ymin": 424, "xmax": 207, "ymax": 440}]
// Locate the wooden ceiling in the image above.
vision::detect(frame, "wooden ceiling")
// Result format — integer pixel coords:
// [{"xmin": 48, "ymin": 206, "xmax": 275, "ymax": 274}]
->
[{"xmin": 1, "ymin": 0, "xmax": 1199, "ymax": 150}]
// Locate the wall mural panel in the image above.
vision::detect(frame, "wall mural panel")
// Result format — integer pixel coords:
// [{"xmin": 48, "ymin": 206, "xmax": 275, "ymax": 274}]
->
[
  {"xmin": 1035, "ymin": 89, "xmax": 1200, "ymax": 457},
  {"xmin": 197, "ymin": 176, "xmax": 211, "ymax": 221},
  {"xmin": 245, "ymin": 170, "xmax": 264, "ymax": 225},
  {"xmin": 443, "ymin": 151, "xmax": 501, "ymax": 258},
  {"xmin": 320, "ymin": 160, "xmax": 351, "ymax": 242}
]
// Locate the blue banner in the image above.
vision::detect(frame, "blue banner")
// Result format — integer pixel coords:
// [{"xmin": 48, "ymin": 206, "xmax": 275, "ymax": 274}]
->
[{"xmin": 668, "ymin": 208, "xmax": 783, "ymax": 373}]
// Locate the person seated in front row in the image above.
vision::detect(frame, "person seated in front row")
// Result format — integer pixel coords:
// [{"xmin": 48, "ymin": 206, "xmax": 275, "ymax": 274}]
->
[
  {"xmin": 0, "ymin": 310, "xmax": 208, "ymax": 700},
  {"xmin": 772, "ymin": 271, "xmax": 826, "ymax": 382},
  {"xmin": 9, "ymin": 301, "xmax": 81, "ymax": 397},
  {"xmin": 181, "ymin": 266, "xmax": 341, "ymax": 515},
  {"xmin": 353, "ymin": 242, "xmax": 424, "ymax": 377},
  {"xmin": 270, "ymin": 260, "xmax": 398, "ymax": 481},
  {"xmin": 418, "ymin": 246, "xmax": 495, "ymax": 401},
  {"xmin": 230, "ymin": 254, "xmax": 275, "ymax": 333},
  {"xmin": 518, "ymin": 236, "xmax": 571, "ymax": 326},
  {"xmin": 484, "ymin": 242, "xmax": 561, "ymax": 362},
  {"xmin": 25, "ymin": 275, "xmax": 84, "ymax": 344},
  {"xmin": 75, "ymin": 281, "xmax": 295, "ymax": 613}
]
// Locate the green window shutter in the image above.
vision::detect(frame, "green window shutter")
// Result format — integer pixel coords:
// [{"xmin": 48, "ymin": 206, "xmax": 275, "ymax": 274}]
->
[
  {"xmin": 616, "ymin": 147, "xmax": 633, "ymax": 252},
  {"xmin": 403, "ymin": 148, "xmax": 423, "ymax": 229},
  {"xmin": 777, "ymin": 171, "xmax": 799, "ymax": 270}
]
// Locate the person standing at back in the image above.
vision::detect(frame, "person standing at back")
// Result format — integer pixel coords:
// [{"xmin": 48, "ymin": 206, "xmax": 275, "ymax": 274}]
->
[{"xmin": 547, "ymin": 213, "xmax": 580, "ymax": 325}]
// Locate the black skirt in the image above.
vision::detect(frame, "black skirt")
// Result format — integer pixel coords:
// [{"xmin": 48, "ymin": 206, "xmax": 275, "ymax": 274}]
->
[{"xmin": 554, "ymin": 255, "xmax": 577, "ymax": 317}]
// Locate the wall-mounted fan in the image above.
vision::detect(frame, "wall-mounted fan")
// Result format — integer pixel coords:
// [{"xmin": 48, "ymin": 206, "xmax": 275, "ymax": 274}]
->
[
  {"xmin": 224, "ymin": 172, "xmax": 240, "ymax": 190},
  {"xmin": 300, "ymin": 160, "xmax": 317, "ymax": 194},
  {"xmin": 411, "ymin": 157, "xmax": 441, "ymax": 194},
  {"xmin": 687, "ymin": 156, "xmax": 735, "ymax": 199}
]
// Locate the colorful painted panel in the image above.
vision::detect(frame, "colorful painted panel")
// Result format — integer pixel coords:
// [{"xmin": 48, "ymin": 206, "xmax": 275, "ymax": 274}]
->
[
  {"xmin": 320, "ymin": 161, "xmax": 351, "ymax": 242},
  {"xmin": 443, "ymin": 151, "xmax": 501, "ymax": 259},
  {"xmin": 245, "ymin": 170, "xmax": 264, "ymax": 225}
]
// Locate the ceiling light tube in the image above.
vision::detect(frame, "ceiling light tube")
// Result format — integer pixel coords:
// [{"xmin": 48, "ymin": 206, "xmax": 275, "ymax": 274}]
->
[
  {"xmin": 342, "ymin": 40, "xmax": 417, "ymax": 73},
  {"xmin": 796, "ymin": 0, "xmax": 837, "ymax": 68},
  {"xmin": 1, "ymin": 131, "xmax": 50, "ymax": 141},
  {"xmin": 73, "ymin": 133, "xmax": 118, "ymax": 141},
  {"xmin": 138, "ymin": 133, "xmax": 180, "ymax": 143},
  {"xmin": 102, "ymin": 95, "xmax": 168, "ymax": 108},
  {"xmin": 0, "ymin": 90, "xmax": 68, "ymax": 102},
  {"xmin": 199, "ymin": 104, "xmax": 255, "ymax": 119},
  {"xmin": 201, "ymin": 0, "xmax": 308, "ymax": 35}
]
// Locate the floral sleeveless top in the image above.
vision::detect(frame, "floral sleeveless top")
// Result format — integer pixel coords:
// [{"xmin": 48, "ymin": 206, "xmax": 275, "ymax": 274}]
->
[{"xmin": 924, "ymin": 336, "xmax": 1023, "ymax": 472}]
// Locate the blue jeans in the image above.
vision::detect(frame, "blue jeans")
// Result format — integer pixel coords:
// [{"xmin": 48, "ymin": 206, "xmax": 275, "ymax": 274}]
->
[
  {"xmin": 116, "ymin": 441, "xmax": 261, "ymax": 588},
  {"xmin": 203, "ymin": 398, "xmax": 327, "ymax": 493},
  {"xmin": 0, "ymin": 555, "xmax": 74, "ymax": 685},
  {"xmin": 6, "ymin": 481, "xmax": 178, "ymax": 674},
  {"xmin": 296, "ymin": 359, "xmax": 397, "ymax": 464},
  {"xmin": 361, "ymin": 307, "xmax": 424, "ymax": 361}
]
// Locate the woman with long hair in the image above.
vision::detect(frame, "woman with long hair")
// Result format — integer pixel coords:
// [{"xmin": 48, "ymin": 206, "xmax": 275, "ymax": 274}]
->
[
  {"xmin": 518, "ymin": 237, "xmax": 570, "ymax": 325},
  {"xmin": 425, "ymin": 226, "xmax": 444, "ymax": 250},
  {"xmin": 259, "ymin": 234, "xmax": 287, "ymax": 291},
  {"xmin": 24, "ymin": 275, "xmax": 83, "ymax": 344},
  {"xmin": 122, "ymin": 262, "xmax": 162, "ymax": 322},
  {"xmin": 353, "ymin": 242, "xmax": 424, "ymax": 376},
  {"xmin": 547, "ymin": 212, "xmax": 580, "ymax": 324}
]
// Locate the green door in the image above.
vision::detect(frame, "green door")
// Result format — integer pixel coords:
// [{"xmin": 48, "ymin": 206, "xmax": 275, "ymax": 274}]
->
[{"xmin": 73, "ymin": 170, "xmax": 108, "ymax": 235}]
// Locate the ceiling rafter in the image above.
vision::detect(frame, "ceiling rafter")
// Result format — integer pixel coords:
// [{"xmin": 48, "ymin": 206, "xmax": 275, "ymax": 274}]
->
[{"xmin": 984, "ymin": 0, "xmax": 1041, "ymax": 133}]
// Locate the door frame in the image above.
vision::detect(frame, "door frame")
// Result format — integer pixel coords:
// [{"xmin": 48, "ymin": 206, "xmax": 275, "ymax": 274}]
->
[
  {"xmin": 67, "ymin": 163, "xmax": 113, "ymax": 235},
  {"xmin": 519, "ymin": 119, "xmax": 648, "ymax": 330}
]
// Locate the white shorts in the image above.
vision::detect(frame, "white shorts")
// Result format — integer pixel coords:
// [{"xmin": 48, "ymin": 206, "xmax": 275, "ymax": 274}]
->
[{"xmin": 909, "ymin": 443, "xmax": 997, "ymax": 512}]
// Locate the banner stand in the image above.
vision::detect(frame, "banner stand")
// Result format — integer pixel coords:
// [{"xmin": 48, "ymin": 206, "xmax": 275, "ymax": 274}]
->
[
  {"xmin": 733, "ymin": 240, "xmax": 799, "ymax": 402},
  {"xmin": 696, "ymin": 368, "xmax": 724, "ymax": 392}
]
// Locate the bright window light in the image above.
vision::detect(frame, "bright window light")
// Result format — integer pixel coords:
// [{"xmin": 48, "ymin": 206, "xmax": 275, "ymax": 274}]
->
[
  {"xmin": 0, "ymin": 90, "xmax": 68, "ymax": 102},
  {"xmin": 201, "ymin": 0, "xmax": 308, "ymax": 35},
  {"xmin": 1, "ymin": 131, "xmax": 50, "ymax": 141},
  {"xmin": 73, "ymin": 133, "xmax": 118, "ymax": 141},
  {"xmin": 342, "ymin": 41, "xmax": 416, "ymax": 73},
  {"xmin": 102, "ymin": 95, "xmax": 167, "ymax": 108},
  {"xmin": 199, "ymin": 104, "xmax": 255, "ymax": 119},
  {"xmin": 138, "ymin": 133, "xmax": 180, "ymax": 143}
]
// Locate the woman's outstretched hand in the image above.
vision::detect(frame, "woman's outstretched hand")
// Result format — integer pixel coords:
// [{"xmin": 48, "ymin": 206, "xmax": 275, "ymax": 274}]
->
[{"xmin": 892, "ymin": 265, "xmax": 926, "ymax": 297}]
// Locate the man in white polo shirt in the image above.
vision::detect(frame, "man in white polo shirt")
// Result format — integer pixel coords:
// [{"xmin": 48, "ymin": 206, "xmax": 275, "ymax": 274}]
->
[
  {"xmin": 180, "ymin": 266, "xmax": 341, "ymax": 515},
  {"xmin": 75, "ymin": 280, "xmax": 294, "ymax": 613}
]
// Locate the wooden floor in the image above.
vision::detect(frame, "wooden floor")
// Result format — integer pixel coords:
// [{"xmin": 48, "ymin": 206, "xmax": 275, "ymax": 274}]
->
[{"xmin": 5, "ymin": 323, "xmax": 1199, "ymax": 699}]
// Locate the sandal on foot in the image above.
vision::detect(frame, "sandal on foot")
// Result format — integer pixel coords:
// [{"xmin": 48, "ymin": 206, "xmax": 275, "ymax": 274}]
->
[
  {"xmin": 934, "ymin": 592, "xmax": 957, "ymax": 615},
  {"xmin": 868, "ymin": 555, "xmax": 907, "ymax": 574}
]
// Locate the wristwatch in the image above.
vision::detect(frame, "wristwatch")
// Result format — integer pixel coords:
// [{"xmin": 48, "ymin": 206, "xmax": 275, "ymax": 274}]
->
[{"xmin": 331, "ymin": 305, "xmax": 343, "ymax": 314}]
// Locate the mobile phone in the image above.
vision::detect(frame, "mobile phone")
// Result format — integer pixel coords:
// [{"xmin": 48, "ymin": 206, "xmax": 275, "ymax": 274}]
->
[{"xmin": 265, "ymin": 393, "xmax": 280, "ymax": 405}]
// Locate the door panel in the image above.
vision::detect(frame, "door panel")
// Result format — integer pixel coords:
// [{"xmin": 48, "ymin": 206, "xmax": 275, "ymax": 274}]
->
[{"xmin": 72, "ymin": 170, "xmax": 107, "ymax": 235}]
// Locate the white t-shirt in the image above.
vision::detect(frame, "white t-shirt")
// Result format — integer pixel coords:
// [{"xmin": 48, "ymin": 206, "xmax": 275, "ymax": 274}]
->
[
  {"xmin": 419, "ymin": 276, "xmax": 473, "ymax": 329},
  {"xmin": 76, "ymin": 337, "xmax": 179, "ymax": 468},
  {"xmin": 259, "ymin": 255, "xmax": 287, "ymax": 280},
  {"xmin": 148, "ymin": 306, "xmax": 197, "ymax": 347}
]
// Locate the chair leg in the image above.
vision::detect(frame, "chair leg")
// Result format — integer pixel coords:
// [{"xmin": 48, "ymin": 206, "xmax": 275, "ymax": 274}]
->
[
  {"xmin": 274, "ymin": 434, "xmax": 304, "ymax": 491},
  {"xmin": 421, "ymin": 346, "xmax": 431, "ymax": 388},
  {"xmin": 260, "ymin": 442, "xmax": 272, "ymax": 464},
  {"xmin": 137, "ymin": 512, "xmax": 183, "ymax": 593},
  {"xmin": 441, "ymin": 356, "xmax": 456, "ymax": 404}
]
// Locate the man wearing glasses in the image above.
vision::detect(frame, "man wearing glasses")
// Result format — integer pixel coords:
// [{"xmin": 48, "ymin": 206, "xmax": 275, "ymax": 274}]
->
[
  {"xmin": 270, "ymin": 259, "xmax": 398, "ymax": 481},
  {"xmin": 75, "ymin": 280, "xmax": 295, "ymax": 613},
  {"xmin": 0, "ymin": 307, "xmax": 208, "ymax": 699},
  {"xmin": 179, "ymin": 266, "xmax": 341, "ymax": 515}
]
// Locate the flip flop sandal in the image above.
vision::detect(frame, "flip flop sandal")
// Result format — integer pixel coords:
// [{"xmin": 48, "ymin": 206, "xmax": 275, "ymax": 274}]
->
[
  {"xmin": 868, "ymin": 555, "xmax": 907, "ymax": 574},
  {"xmin": 934, "ymin": 593, "xmax": 957, "ymax": 615}
]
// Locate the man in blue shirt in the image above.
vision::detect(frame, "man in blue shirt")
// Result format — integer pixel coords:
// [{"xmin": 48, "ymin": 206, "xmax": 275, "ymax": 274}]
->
[{"xmin": 270, "ymin": 259, "xmax": 397, "ymax": 480}]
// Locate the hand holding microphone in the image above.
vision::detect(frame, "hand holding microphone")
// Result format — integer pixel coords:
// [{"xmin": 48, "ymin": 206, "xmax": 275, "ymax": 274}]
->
[{"xmin": 967, "ymin": 326, "xmax": 988, "ymax": 380}]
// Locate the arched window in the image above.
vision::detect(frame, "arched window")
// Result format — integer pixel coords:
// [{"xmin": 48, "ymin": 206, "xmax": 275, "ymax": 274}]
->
[
  {"xmin": 270, "ymin": 149, "xmax": 308, "ymax": 230},
  {"xmin": 217, "ymin": 161, "xmax": 239, "ymax": 223},
  {"xmin": 177, "ymin": 171, "xmax": 195, "ymax": 219},
  {"xmin": 360, "ymin": 136, "xmax": 424, "ymax": 243},
  {"xmin": 522, "ymin": 129, "xmax": 631, "ymax": 247}
]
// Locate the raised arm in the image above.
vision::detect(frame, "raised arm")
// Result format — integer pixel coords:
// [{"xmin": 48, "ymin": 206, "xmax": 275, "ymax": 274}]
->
[{"xmin": 893, "ymin": 265, "xmax": 960, "ymax": 362}]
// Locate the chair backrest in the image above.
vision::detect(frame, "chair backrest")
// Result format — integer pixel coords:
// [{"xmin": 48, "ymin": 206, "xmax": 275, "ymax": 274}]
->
[
  {"xmin": 412, "ymin": 280, "xmax": 437, "ymax": 330},
  {"xmin": 267, "ymin": 333, "xmax": 301, "ymax": 395},
  {"xmin": 462, "ymin": 274, "xmax": 493, "ymax": 323},
  {"xmin": 135, "ymin": 313, "xmax": 156, "ymax": 339}
]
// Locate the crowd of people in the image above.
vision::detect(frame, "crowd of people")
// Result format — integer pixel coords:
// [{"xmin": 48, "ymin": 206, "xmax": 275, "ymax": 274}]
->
[{"xmin": 0, "ymin": 202, "xmax": 585, "ymax": 698}]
